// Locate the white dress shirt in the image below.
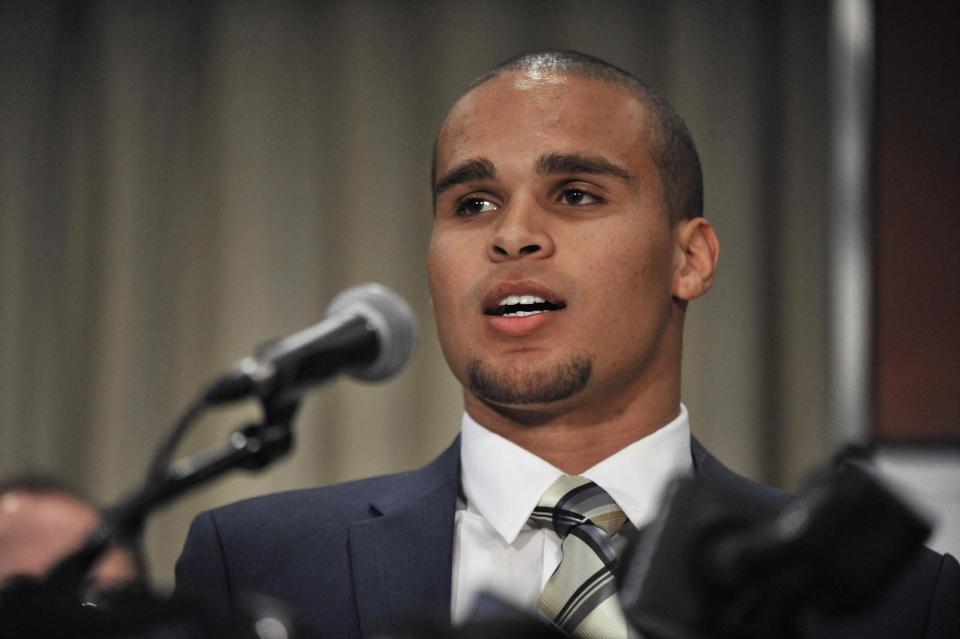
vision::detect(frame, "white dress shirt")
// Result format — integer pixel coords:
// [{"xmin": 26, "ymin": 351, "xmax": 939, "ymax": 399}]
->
[{"xmin": 451, "ymin": 405, "xmax": 693, "ymax": 624}]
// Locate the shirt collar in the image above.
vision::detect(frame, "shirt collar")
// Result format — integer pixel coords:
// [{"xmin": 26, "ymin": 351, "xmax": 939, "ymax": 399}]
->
[{"xmin": 459, "ymin": 405, "xmax": 693, "ymax": 544}]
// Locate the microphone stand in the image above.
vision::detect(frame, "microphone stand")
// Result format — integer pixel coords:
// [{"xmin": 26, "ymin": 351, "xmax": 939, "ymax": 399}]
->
[
  {"xmin": 0, "ymin": 399, "xmax": 300, "ymax": 639},
  {"xmin": 47, "ymin": 398, "xmax": 299, "ymax": 591}
]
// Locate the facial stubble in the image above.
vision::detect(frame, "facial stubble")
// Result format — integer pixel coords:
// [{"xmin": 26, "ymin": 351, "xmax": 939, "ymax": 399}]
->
[{"xmin": 466, "ymin": 354, "xmax": 592, "ymax": 405}]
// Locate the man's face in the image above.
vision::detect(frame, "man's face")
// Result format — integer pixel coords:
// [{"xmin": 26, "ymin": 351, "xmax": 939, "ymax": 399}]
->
[{"xmin": 429, "ymin": 71, "xmax": 684, "ymax": 420}]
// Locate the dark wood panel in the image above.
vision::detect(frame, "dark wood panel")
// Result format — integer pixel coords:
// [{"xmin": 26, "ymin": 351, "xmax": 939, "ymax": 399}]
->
[{"xmin": 873, "ymin": 2, "xmax": 960, "ymax": 443}]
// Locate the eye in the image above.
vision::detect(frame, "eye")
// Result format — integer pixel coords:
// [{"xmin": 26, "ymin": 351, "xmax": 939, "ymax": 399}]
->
[
  {"xmin": 455, "ymin": 197, "xmax": 498, "ymax": 217},
  {"xmin": 560, "ymin": 188, "xmax": 601, "ymax": 206}
]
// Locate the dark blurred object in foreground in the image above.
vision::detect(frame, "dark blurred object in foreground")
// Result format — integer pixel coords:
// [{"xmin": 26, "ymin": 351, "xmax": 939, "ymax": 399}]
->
[{"xmin": 619, "ymin": 456, "xmax": 933, "ymax": 639}]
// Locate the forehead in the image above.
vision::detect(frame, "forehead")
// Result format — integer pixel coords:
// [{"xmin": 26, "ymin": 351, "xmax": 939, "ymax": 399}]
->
[{"xmin": 435, "ymin": 71, "xmax": 655, "ymax": 178}]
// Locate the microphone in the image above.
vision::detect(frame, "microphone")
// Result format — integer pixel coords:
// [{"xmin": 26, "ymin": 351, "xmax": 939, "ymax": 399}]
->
[{"xmin": 204, "ymin": 283, "xmax": 416, "ymax": 405}]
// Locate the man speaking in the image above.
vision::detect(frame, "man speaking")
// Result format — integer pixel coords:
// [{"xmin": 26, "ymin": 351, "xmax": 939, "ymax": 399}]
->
[{"xmin": 175, "ymin": 51, "xmax": 959, "ymax": 638}]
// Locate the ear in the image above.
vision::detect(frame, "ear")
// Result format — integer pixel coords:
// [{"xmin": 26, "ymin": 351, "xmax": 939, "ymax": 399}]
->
[{"xmin": 671, "ymin": 217, "xmax": 720, "ymax": 301}]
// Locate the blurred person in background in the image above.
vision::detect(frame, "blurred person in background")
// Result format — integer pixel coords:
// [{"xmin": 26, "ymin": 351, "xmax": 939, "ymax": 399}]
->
[{"xmin": 0, "ymin": 476, "xmax": 143, "ymax": 597}]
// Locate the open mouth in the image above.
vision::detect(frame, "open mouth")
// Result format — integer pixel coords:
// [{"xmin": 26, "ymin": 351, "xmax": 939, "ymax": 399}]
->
[{"xmin": 484, "ymin": 294, "xmax": 567, "ymax": 318}]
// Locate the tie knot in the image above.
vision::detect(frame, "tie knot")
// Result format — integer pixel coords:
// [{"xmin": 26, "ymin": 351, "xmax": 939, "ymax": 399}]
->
[{"xmin": 530, "ymin": 475, "xmax": 626, "ymax": 538}]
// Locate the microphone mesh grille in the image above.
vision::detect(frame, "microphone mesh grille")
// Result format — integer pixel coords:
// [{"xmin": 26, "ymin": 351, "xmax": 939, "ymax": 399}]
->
[{"xmin": 326, "ymin": 283, "xmax": 417, "ymax": 381}]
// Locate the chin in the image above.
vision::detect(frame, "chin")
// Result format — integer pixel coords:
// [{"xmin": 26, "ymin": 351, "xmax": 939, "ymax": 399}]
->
[{"xmin": 466, "ymin": 354, "xmax": 592, "ymax": 406}]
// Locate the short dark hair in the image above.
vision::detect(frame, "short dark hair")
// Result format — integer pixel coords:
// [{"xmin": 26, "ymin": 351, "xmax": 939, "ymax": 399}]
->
[{"xmin": 438, "ymin": 50, "xmax": 704, "ymax": 223}]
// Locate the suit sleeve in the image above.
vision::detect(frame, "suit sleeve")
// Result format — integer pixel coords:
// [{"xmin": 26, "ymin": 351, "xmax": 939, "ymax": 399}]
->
[
  {"xmin": 924, "ymin": 552, "xmax": 960, "ymax": 639},
  {"xmin": 173, "ymin": 511, "xmax": 237, "ymax": 634}
]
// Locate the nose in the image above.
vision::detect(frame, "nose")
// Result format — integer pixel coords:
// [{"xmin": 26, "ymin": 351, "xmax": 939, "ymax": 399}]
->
[{"xmin": 488, "ymin": 197, "xmax": 555, "ymax": 262}]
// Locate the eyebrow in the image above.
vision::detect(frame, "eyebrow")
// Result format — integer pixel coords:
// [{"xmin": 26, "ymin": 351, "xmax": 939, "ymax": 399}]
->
[
  {"xmin": 537, "ymin": 153, "xmax": 632, "ymax": 182},
  {"xmin": 433, "ymin": 158, "xmax": 497, "ymax": 197},
  {"xmin": 432, "ymin": 152, "xmax": 631, "ymax": 199}
]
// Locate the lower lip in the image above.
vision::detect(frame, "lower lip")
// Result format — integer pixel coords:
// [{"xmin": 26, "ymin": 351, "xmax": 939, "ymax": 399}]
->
[{"xmin": 486, "ymin": 311, "xmax": 559, "ymax": 336}]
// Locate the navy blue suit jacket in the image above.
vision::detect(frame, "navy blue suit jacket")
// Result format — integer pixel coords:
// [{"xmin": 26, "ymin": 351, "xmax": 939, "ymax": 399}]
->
[{"xmin": 174, "ymin": 438, "xmax": 960, "ymax": 638}]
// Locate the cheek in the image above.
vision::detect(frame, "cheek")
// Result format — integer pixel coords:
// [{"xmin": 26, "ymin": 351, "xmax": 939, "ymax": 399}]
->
[
  {"xmin": 428, "ymin": 240, "xmax": 454, "ymax": 300},
  {"xmin": 427, "ymin": 241, "xmax": 475, "ymax": 378},
  {"xmin": 599, "ymin": 231, "xmax": 675, "ymax": 302},
  {"xmin": 427, "ymin": 236, "xmax": 470, "ymax": 340},
  {"xmin": 429, "ymin": 227, "xmax": 485, "ymax": 299}
]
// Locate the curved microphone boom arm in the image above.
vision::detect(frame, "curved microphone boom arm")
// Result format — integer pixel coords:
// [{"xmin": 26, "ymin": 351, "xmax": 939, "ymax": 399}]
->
[
  {"xmin": 46, "ymin": 396, "xmax": 300, "ymax": 594},
  {"xmin": 44, "ymin": 283, "xmax": 417, "ymax": 597}
]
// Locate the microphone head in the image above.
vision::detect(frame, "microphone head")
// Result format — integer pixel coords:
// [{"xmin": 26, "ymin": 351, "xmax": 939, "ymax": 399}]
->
[{"xmin": 326, "ymin": 283, "xmax": 417, "ymax": 381}]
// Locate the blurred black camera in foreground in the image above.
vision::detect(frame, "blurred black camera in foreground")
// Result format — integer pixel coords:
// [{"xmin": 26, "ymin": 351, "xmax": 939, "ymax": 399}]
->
[{"xmin": 619, "ymin": 452, "xmax": 931, "ymax": 639}]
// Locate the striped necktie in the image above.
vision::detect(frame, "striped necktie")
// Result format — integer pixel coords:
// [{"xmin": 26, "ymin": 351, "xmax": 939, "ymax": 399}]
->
[{"xmin": 530, "ymin": 475, "xmax": 630, "ymax": 638}]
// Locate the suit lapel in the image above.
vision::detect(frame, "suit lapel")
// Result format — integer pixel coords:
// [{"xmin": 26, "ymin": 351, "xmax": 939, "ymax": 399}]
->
[
  {"xmin": 348, "ymin": 440, "xmax": 460, "ymax": 636},
  {"xmin": 346, "ymin": 436, "xmax": 781, "ymax": 636}
]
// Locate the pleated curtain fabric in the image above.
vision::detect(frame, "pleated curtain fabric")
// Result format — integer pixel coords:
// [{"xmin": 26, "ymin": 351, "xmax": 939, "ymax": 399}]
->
[{"xmin": 530, "ymin": 475, "xmax": 630, "ymax": 639}]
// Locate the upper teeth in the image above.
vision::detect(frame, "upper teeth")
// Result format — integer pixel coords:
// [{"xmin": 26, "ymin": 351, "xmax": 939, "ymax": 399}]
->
[{"xmin": 498, "ymin": 295, "xmax": 546, "ymax": 306}]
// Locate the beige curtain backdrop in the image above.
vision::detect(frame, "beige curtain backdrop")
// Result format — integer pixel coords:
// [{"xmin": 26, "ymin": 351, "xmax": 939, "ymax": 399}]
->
[{"xmin": 0, "ymin": 0, "xmax": 831, "ymax": 587}]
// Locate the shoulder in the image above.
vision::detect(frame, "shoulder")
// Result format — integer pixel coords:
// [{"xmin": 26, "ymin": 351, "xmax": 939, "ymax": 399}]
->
[
  {"xmin": 174, "ymin": 438, "xmax": 461, "ymax": 635},
  {"xmin": 689, "ymin": 436, "xmax": 792, "ymax": 511},
  {"xmin": 195, "ymin": 437, "xmax": 461, "ymax": 539}
]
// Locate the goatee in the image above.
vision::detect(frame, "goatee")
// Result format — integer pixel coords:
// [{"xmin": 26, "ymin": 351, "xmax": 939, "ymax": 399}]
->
[{"xmin": 467, "ymin": 355, "xmax": 592, "ymax": 405}]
